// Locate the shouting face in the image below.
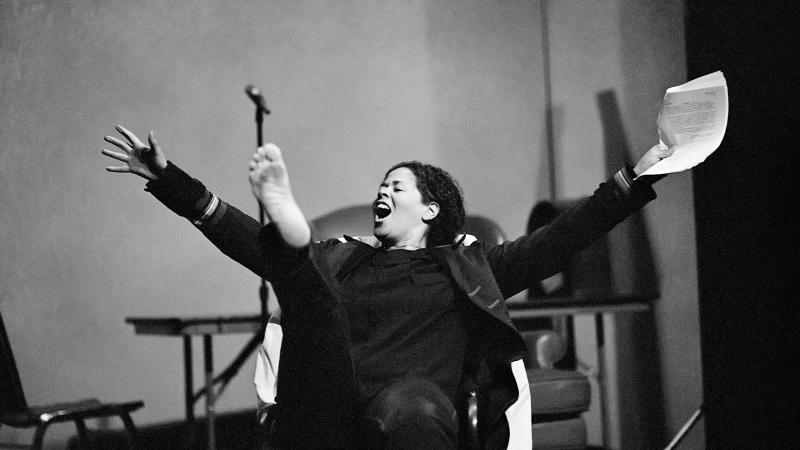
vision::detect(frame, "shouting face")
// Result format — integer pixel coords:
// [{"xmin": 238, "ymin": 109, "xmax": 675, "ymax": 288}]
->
[{"xmin": 372, "ymin": 167, "xmax": 439, "ymax": 248}]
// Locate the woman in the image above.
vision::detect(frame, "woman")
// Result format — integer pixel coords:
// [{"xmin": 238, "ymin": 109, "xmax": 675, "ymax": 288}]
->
[{"xmin": 102, "ymin": 125, "xmax": 672, "ymax": 449}]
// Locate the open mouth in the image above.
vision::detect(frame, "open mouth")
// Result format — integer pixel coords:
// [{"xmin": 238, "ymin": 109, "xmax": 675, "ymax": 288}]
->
[{"xmin": 374, "ymin": 202, "xmax": 391, "ymax": 221}]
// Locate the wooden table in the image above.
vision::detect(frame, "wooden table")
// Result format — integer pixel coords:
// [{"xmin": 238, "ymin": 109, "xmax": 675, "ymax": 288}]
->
[{"xmin": 126, "ymin": 315, "xmax": 263, "ymax": 450}]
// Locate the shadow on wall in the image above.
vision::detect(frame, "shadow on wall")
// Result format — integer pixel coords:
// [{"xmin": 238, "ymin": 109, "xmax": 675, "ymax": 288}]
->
[{"xmin": 597, "ymin": 89, "xmax": 667, "ymax": 447}]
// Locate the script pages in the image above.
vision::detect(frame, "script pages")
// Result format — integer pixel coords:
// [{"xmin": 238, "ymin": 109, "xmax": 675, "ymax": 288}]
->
[{"xmin": 638, "ymin": 71, "xmax": 728, "ymax": 177}]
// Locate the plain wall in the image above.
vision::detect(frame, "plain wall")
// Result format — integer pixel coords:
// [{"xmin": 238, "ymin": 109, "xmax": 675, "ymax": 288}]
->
[
  {"xmin": 1, "ymin": 1, "xmax": 544, "ymax": 447},
  {"xmin": 546, "ymin": 0, "xmax": 700, "ymax": 448},
  {"xmin": 1, "ymin": 1, "xmax": 696, "ymax": 448}
]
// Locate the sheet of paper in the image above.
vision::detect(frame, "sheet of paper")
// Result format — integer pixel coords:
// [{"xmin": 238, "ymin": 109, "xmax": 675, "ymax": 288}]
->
[{"xmin": 638, "ymin": 71, "xmax": 728, "ymax": 177}]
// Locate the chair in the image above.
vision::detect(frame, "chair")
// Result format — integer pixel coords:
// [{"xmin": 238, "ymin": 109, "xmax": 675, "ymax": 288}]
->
[
  {"xmin": 0, "ymin": 311, "xmax": 144, "ymax": 450},
  {"xmin": 464, "ymin": 213, "xmax": 590, "ymax": 449},
  {"xmin": 254, "ymin": 204, "xmax": 586, "ymax": 448},
  {"xmin": 521, "ymin": 330, "xmax": 590, "ymax": 449},
  {"xmin": 518, "ymin": 200, "xmax": 594, "ymax": 450}
]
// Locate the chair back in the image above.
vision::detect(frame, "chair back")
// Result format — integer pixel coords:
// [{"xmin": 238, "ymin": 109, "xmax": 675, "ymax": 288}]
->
[
  {"xmin": 311, "ymin": 204, "xmax": 373, "ymax": 240},
  {"xmin": 0, "ymin": 311, "xmax": 29, "ymax": 415},
  {"xmin": 462, "ymin": 215, "xmax": 505, "ymax": 245},
  {"xmin": 259, "ymin": 206, "xmax": 510, "ymax": 445}
]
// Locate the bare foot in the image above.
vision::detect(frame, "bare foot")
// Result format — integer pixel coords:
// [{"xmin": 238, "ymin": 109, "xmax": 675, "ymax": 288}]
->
[{"xmin": 248, "ymin": 144, "xmax": 310, "ymax": 247}]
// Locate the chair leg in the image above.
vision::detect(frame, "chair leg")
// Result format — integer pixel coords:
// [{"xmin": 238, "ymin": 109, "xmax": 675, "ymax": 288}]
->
[
  {"xmin": 32, "ymin": 424, "xmax": 48, "ymax": 450},
  {"xmin": 74, "ymin": 419, "xmax": 90, "ymax": 449},
  {"xmin": 119, "ymin": 412, "xmax": 139, "ymax": 450}
]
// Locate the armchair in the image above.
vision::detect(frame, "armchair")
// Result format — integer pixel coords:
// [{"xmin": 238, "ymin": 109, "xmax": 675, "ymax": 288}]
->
[
  {"xmin": 254, "ymin": 204, "xmax": 588, "ymax": 448},
  {"xmin": 521, "ymin": 330, "xmax": 590, "ymax": 449},
  {"xmin": 254, "ymin": 206, "xmax": 510, "ymax": 444}
]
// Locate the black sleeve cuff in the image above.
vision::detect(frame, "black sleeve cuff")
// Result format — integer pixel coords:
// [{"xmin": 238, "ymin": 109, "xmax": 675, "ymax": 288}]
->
[
  {"xmin": 145, "ymin": 161, "xmax": 213, "ymax": 222},
  {"xmin": 612, "ymin": 165, "xmax": 636, "ymax": 194},
  {"xmin": 613, "ymin": 164, "xmax": 666, "ymax": 193}
]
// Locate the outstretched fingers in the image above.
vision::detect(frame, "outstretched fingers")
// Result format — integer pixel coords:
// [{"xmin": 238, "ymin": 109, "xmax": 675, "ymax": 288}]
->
[
  {"xmin": 116, "ymin": 125, "xmax": 147, "ymax": 149},
  {"xmin": 147, "ymin": 131, "xmax": 163, "ymax": 158},
  {"xmin": 101, "ymin": 125, "xmax": 166, "ymax": 180},
  {"xmin": 101, "ymin": 145, "xmax": 131, "ymax": 174},
  {"xmin": 105, "ymin": 165, "xmax": 132, "ymax": 174},
  {"xmin": 104, "ymin": 135, "xmax": 132, "ymax": 153},
  {"xmin": 101, "ymin": 147, "xmax": 129, "ymax": 162}
]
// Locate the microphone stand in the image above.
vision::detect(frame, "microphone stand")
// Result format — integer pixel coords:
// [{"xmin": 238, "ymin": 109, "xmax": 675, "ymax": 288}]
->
[
  {"xmin": 192, "ymin": 93, "xmax": 271, "ymax": 404},
  {"xmin": 255, "ymin": 104, "xmax": 270, "ymax": 322}
]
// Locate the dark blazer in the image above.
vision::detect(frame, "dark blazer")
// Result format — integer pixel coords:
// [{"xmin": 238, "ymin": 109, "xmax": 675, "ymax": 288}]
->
[{"xmin": 146, "ymin": 162, "xmax": 656, "ymax": 449}]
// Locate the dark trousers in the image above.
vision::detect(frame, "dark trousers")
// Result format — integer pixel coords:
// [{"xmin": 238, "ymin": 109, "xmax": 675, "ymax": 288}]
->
[
  {"xmin": 264, "ymin": 308, "xmax": 458, "ymax": 449},
  {"xmin": 363, "ymin": 377, "xmax": 459, "ymax": 449}
]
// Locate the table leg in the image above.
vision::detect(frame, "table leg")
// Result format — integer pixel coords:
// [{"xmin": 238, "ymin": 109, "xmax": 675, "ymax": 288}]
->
[
  {"xmin": 595, "ymin": 313, "xmax": 608, "ymax": 447},
  {"xmin": 183, "ymin": 335, "xmax": 196, "ymax": 448},
  {"xmin": 204, "ymin": 334, "xmax": 216, "ymax": 450},
  {"xmin": 573, "ymin": 314, "xmax": 603, "ymax": 446}
]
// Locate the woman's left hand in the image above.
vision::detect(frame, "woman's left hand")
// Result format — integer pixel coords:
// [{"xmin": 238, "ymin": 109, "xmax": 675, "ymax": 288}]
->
[{"xmin": 633, "ymin": 144, "xmax": 675, "ymax": 176}]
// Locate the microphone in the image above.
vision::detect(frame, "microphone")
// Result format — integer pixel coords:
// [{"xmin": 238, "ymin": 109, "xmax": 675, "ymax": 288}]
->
[{"xmin": 245, "ymin": 85, "xmax": 271, "ymax": 114}]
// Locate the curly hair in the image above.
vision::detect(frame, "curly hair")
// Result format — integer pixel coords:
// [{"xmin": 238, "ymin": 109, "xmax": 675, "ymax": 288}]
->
[{"xmin": 385, "ymin": 161, "xmax": 465, "ymax": 247}]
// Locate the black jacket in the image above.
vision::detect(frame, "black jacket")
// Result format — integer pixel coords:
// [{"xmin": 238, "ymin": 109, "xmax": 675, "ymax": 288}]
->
[{"xmin": 146, "ymin": 162, "xmax": 656, "ymax": 449}]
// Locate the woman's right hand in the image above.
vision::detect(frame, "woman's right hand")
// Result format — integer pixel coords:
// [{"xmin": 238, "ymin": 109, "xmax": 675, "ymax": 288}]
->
[{"xmin": 102, "ymin": 125, "xmax": 167, "ymax": 181}]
